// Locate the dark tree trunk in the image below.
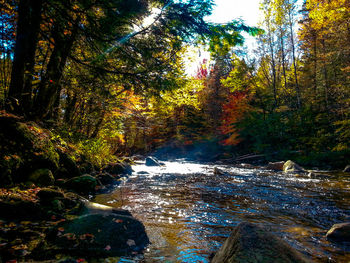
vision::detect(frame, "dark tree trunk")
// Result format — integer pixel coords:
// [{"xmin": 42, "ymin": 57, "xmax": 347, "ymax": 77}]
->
[
  {"xmin": 33, "ymin": 24, "xmax": 77, "ymax": 120},
  {"xmin": 7, "ymin": 0, "xmax": 42, "ymax": 114}
]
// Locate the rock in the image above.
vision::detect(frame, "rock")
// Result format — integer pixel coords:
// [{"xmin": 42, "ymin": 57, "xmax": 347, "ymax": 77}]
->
[
  {"xmin": 213, "ymin": 167, "xmax": 225, "ymax": 175},
  {"xmin": 37, "ymin": 188, "xmax": 64, "ymax": 200},
  {"xmin": 211, "ymin": 222, "xmax": 311, "ymax": 263},
  {"xmin": 145, "ymin": 156, "xmax": 162, "ymax": 166},
  {"xmin": 80, "ymin": 200, "xmax": 132, "ymax": 217},
  {"xmin": 57, "ymin": 150, "xmax": 81, "ymax": 177},
  {"xmin": 326, "ymin": 222, "xmax": 350, "ymax": 242},
  {"xmin": 283, "ymin": 160, "xmax": 306, "ymax": 173},
  {"xmin": 79, "ymin": 161, "xmax": 94, "ymax": 174},
  {"xmin": 343, "ymin": 165, "xmax": 350, "ymax": 173},
  {"xmin": 28, "ymin": 169, "xmax": 55, "ymax": 186},
  {"xmin": 0, "ymin": 114, "xmax": 59, "ymax": 185},
  {"xmin": 96, "ymin": 173, "xmax": 118, "ymax": 186},
  {"xmin": 137, "ymin": 171, "xmax": 149, "ymax": 175},
  {"xmin": 266, "ymin": 161, "xmax": 285, "ymax": 171},
  {"xmin": 132, "ymin": 155, "xmax": 144, "ymax": 161},
  {"xmin": 64, "ymin": 174, "xmax": 97, "ymax": 194},
  {"xmin": 46, "ymin": 213, "xmax": 149, "ymax": 257},
  {"xmin": 104, "ymin": 162, "xmax": 133, "ymax": 175}
]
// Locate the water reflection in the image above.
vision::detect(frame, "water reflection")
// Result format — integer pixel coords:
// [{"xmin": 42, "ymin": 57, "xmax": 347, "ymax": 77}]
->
[{"xmin": 94, "ymin": 161, "xmax": 350, "ymax": 262}]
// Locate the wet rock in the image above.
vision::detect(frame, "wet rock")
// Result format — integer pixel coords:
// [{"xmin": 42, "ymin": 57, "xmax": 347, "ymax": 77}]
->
[
  {"xmin": 96, "ymin": 173, "xmax": 118, "ymax": 186},
  {"xmin": 46, "ymin": 213, "xmax": 149, "ymax": 257},
  {"xmin": 266, "ymin": 161, "xmax": 285, "ymax": 171},
  {"xmin": 80, "ymin": 200, "xmax": 132, "ymax": 217},
  {"xmin": 28, "ymin": 169, "xmax": 55, "ymax": 186},
  {"xmin": 213, "ymin": 167, "xmax": 225, "ymax": 175},
  {"xmin": 326, "ymin": 222, "xmax": 350, "ymax": 242},
  {"xmin": 104, "ymin": 162, "xmax": 133, "ymax": 175},
  {"xmin": 137, "ymin": 171, "xmax": 149, "ymax": 175},
  {"xmin": 211, "ymin": 222, "xmax": 311, "ymax": 263},
  {"xmin": 283, "ymin": 160, "xmax": 306, "ymax": 173},
  {"xmin": 145, "ymin": 156, "xmax": 162, "ymax": 166},
  {"xmin": 64, "ymin": 174, "xmax": 97, "ymax": 194},
  {"xmin": 343, "ymin": 165, "xmax": 350, "ymax": 173},
  {"xmin": 132, "ymin": 155, "xmax": 144, "ymax": 161}
]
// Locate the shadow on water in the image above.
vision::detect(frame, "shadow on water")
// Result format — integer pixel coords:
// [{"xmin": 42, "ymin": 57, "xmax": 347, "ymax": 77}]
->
[{"xmin": 94, "ymin": 161, "xmax": 350, "ymax": 262}]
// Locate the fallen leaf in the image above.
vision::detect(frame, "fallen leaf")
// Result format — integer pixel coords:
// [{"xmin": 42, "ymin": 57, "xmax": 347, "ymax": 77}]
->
[
  {"xmin": 104, "ymin": 245, "xmax": 111, "ymax": 251},
  {"xmin": 114, "ymin": 219, "xmax": 123, "ymax": 223}
]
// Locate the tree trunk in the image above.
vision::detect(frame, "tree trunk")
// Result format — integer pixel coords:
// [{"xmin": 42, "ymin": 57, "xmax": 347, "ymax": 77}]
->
[
  {"xmin": 33, "ymin": 24, "xmax": 77, "ymax": 120},
  {"xmin": 288, "ymin": 7, "xmax": 301, "ymax": 109},
  {"xmin": 7, "ymin": 0, "xmax": 42, "ymax": 114}
]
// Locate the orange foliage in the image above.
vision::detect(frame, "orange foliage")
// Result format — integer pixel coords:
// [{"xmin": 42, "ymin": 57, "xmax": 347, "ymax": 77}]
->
[{"xmin": 220, "ymin": 92, "xmax": 251, "ymax": 146}]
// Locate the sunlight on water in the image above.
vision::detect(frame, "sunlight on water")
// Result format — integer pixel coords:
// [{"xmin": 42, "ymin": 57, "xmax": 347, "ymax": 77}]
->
[
  {"xmin": 93, "ymin": 160, "xmax": 350, "ymax": 263},
  {"xmin": 132, "ymin": 160, "xmax": 211, "ymax": 175}
]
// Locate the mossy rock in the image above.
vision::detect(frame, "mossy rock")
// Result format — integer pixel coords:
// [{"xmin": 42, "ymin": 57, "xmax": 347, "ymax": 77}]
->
[
  {"xmin": 58, "ymin": 149, "xmax": 81, "ymax": 177},
  {"xmin": 28, "ymin": 169, "xmax": 55, "ymax": 186},
  {"xmin": 104, "ymin": 162, "xmax": 133, "ymax": 175},
  {"xmin": 46, "ymin": 213, "xmax": 149, "ymax": 257},
  {"xmin": 0, "ymin": 114, "xmax": 59, "ymax": 185},
  {"xmin": 64, "ymin": 175, "xmax": 97, "ymax": 195}
]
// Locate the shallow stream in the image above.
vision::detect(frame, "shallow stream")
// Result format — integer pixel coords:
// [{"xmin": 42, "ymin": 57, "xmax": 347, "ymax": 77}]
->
[{"xmin": 94, "ymin": 160, "xmax": 350, "ymax": 262}]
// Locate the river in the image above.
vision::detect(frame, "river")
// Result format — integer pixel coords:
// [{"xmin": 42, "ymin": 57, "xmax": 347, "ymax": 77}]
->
[{"xmin": 94, "ymin": 160, "xmax": 350, "ymax": 262}]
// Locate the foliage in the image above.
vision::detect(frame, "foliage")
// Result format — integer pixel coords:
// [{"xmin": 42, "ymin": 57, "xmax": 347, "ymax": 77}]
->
[{"xmin": 77, "ymin": 138, "xmax": 117, "ymax": 168}]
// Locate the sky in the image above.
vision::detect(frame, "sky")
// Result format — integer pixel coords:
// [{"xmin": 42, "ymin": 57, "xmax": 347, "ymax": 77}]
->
[
  {"xmin": 208, "ymin": 0, "xmax": 262, "ymax": 26},
  {"xmin": 185, "ymin": 0, "xmax": 263, "ymax": 75}
]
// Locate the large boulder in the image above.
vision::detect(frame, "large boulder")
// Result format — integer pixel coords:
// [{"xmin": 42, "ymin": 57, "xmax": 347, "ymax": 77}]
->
[
  {"xmin": 283, "ymin": 160, "xmax": 306, "ymax": 173},
  {"xmin": 64, "ymin": 174, "xmax": 97, "ymax": 194},
  {"xmin": 0, "ymin": 113, "xmax": 59, "ymax": 185},
  {"xmin": 211, "ymin": 222, "xmax": 311, "ymax": 263},
  {"xmin": 343, "ymin": 165, "xmax": 350, "ymax": 173},
  {"xmin": 28, "ymin": 169, "xmax": 55, "ymax": 186},
  {"xmin": 104, "ymin": 162, "xmax": 133, "ymax": 175},
  {"xmin": 45, "ymin": 213, "xmax": 149, "ymax": 257},
  {"xmin": 56, "ymin": 149, "xmax": 81, "ymax": 178},
  {"xmin": 145, "ymin": 156, "xmax": 162, "ymax": 166},
  {"xmin": 326, "ymin": 222, "xmax": 350, "ymax": 242},
  {"xmin": 96, "ymin": 173, "xmax": 118, "ymax": 186}
]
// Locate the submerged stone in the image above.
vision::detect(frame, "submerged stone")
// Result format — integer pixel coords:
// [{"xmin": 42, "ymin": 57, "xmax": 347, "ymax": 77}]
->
[{"xmin": 211, "ymin": 222, "xmax": 311, "ymax": 263}]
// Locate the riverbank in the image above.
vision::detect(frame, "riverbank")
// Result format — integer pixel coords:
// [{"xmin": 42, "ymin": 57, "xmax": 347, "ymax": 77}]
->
[{"xmin": 0, "ymin": 112, "xmax": 149, "ymax": 262}]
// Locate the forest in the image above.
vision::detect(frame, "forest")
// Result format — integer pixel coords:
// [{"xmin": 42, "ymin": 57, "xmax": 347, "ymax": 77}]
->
[
  {"xmin": 1, "ymin": 0, "xmax": 350, "ymax": 262},
  {"xmin": 1, "ymin": 0, "xmax": 349, "ymax": 168}
]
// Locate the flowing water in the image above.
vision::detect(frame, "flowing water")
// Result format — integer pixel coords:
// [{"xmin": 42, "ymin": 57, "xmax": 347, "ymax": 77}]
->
[{"xmin": 94, "ymin": 160, "xmax": 350, "ymax": 262}]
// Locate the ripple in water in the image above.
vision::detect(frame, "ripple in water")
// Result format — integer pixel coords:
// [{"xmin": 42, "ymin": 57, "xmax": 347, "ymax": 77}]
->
[{"xmin": 94, "ymin": 161, "xmax": 350, "ymax": 262}]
